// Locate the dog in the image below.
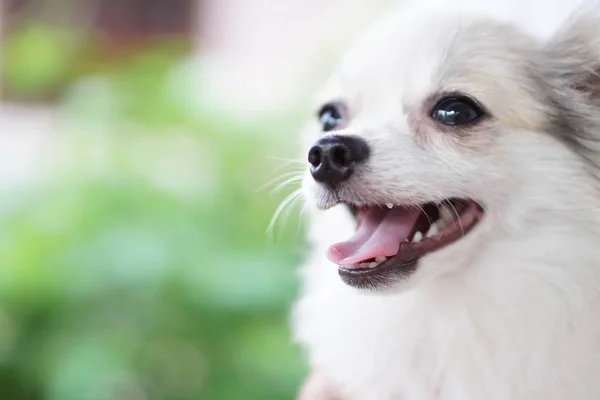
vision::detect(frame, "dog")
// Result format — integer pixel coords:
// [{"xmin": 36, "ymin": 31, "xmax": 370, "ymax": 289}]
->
[{"xmin": 291, "ymin": 0, "xmax": 600, "ymax": 398}]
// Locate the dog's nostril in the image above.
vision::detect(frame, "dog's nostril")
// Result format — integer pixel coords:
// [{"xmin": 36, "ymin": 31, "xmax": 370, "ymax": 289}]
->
[
  {"xmin": 331, "ymin": 145, "xmax": 351, "ymax": 168},
  {"xmin": 308, "ymin": 147, "xmax": 322, "ymax": 168}
]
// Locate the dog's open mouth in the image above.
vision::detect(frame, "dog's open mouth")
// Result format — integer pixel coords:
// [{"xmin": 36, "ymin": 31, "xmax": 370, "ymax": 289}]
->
[{"xmin": 327, "ymin": 199, "xmax": 484, "ymax": 287}]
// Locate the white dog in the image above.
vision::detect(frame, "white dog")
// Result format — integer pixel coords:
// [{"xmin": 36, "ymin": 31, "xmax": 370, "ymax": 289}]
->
[{"xmin": 292, "ymin": 0, "xmax": 600, "ymax": 399}]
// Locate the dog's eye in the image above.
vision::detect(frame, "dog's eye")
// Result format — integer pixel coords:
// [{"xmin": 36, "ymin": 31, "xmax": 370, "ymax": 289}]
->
[
  {"xmin": 318, "ymin": 103, "xmax": 345, "ymax": 132},
  {"xmin": 431, "ymin": 96, "xmax": 484, "ymax": 126}
]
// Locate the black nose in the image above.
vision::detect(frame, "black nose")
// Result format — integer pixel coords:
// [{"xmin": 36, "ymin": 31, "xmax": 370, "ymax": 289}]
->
[{"xmin": 308, "ymin": 135, "xmax": 370, "ymax": 186}]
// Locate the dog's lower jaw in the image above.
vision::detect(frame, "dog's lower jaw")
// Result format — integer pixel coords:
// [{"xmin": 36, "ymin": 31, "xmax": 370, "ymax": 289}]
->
[{"xmin": 292, "ymin": 207, "xmax": 600, "ymax": 400}]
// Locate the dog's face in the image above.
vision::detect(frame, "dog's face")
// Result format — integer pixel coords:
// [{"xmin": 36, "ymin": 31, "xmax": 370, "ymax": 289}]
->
[{"xmin": 302, "ymin": 3, "xmax": 600, "ymax": 290}]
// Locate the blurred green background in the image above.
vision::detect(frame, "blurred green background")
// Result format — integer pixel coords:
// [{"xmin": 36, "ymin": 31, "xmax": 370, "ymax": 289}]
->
[{"xmin": 0, "ymin": 1, "xmax": 319, "ymax": 399}]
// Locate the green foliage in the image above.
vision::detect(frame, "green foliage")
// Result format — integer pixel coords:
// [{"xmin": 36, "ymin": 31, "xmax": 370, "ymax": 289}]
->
[
  {"xmin": 3, "ymin": 24, "xmax": 84, "ymax": 98},
  {"xmin": 0, "ymin": 42, "xmax": 306, "ymax": 399}
]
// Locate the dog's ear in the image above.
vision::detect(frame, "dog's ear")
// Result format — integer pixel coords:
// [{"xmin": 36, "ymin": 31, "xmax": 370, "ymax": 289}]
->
[{"xmin": 544, "ymin": 1, "xmax": 600, "ymax": 105}]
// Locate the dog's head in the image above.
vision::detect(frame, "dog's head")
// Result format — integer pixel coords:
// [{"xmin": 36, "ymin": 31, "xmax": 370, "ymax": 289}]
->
[{"xmin": 302, "ymin": 1, "xmax": 600, "ymax": 290}]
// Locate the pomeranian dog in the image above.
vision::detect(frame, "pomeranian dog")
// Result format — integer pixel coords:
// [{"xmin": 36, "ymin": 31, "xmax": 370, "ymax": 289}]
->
[{"xmin": 291, "ymin": 0, "xmax": 600, "ymax": 399}]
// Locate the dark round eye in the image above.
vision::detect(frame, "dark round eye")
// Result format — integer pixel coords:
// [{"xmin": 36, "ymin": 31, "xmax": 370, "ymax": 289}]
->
[
  {"xmin": 431, "ymin": 96, "xmax": 485, "ymax": 126},
  {"xmin": 318, "ymin": 103, "xmax": 345, "ymax": 132}
]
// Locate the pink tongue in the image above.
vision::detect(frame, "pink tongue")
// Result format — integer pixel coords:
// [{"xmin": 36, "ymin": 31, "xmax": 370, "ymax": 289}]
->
[{"xmin": 327, "ymin": 206, "xmax": 421, "ymax": 266}]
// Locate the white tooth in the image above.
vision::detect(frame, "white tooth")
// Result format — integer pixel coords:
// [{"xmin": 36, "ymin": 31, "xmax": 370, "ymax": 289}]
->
[
  {"xmin": 369, "ymin": 262, "xmax": 378, "ymax": 268},
  {"xmin": 439, "ymin": 206, "xmax": 454, "ymax": 223},
  {"xmin": 412, "ymin": 231, "xmax": 423, "ymax": 243},
  {"xmin": 375, "ymin": 256, "xmax": 386, "ymax": 263},
  {"xmin": 386, "ymin": 203, "xmax": 394, "ymax": 209},
  {"xmin": 437, "ymin": 219, "xmax": 447, "ymax": 230},
  {"xmin": 426, "ymin": 223, "xmax": 438, "ymax": 238}
]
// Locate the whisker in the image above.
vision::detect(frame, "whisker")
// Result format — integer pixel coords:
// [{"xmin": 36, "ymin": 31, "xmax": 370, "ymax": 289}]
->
[
  {"xmin": 271, "ymin": 175, "xmax": 304, "ymax": 194},
  {"xmin": 300, "ymin": 199, "xmax": 312, "ymax": 215},
  {"xmin": 447, "ymin": 201, "xmax": 465, "ymax": 237},
  {"xmin": 415, "ymin": 203, "xmax": 434, "ymax": 225},
  {"xmin": 280, "ymin": 191, "xmax": 304, "ymax": 228},
  {"xmin": 267, "ymin": 156, "xmax": 306, "ymax": 166},
  {"xmin": 256, "ymin": 171, "xmax": 303, "ymax": 193},
  {"xmin": 267, "ymin": 189, "xmax": 302, "ymax": 236},
  {"xmin": 266, "ymin": 157, "xmax": 305, "ymax": 177},
  {"xmin": 291, "ymin": 201, "xmax": 309, "ymax": 238},
  {"xmin": 472, "ymin": 199, "xmax": 488, "ymax": 213}
]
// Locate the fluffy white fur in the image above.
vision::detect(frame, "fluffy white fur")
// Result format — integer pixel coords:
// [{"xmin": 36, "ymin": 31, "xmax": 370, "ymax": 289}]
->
[{"xmin": 292, "ymin": 1, "xmax": 600, "ymax": 399}]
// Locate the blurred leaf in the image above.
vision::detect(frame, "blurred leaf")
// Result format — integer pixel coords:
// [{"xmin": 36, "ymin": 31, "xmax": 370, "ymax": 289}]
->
[{"xmin": 3, "ymin": 24, "xmax": 83, "ymax": 97}]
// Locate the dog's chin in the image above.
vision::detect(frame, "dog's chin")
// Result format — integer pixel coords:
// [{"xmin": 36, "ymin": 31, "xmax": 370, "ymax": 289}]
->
[{"xmin": 316, "ymin": 194, "xmax": 485, "ymax": 291}]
